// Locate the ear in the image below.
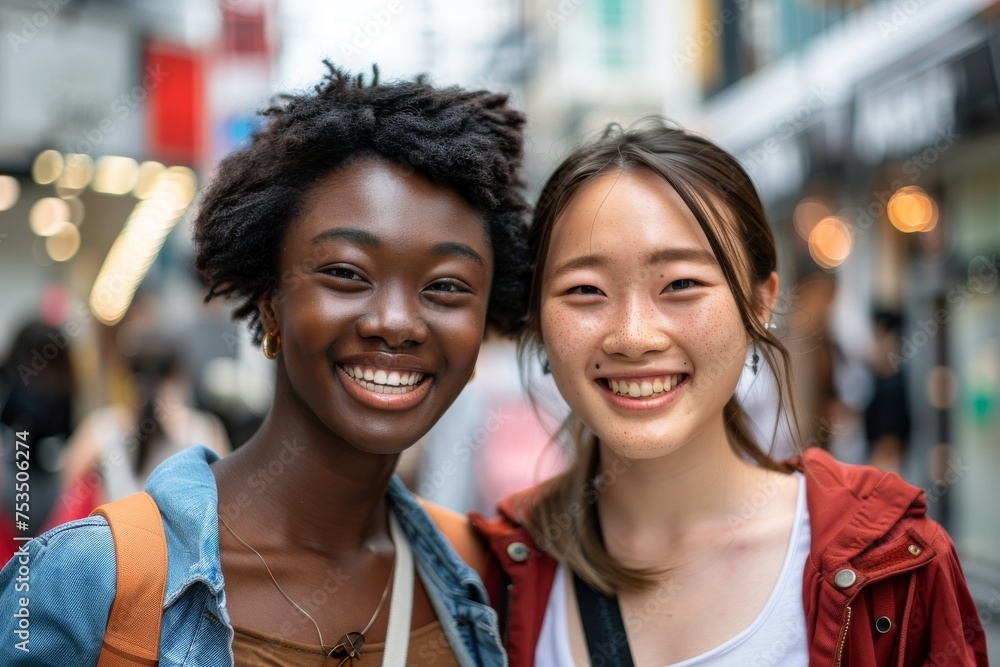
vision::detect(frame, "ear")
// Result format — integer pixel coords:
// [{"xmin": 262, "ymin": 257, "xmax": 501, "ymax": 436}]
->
[
  {"xmin": 258, "ymin": 289, "xmax": 281, "ymax": 335},
  {"xmin": 758, "ymin": 271, "xmax": 779, "ymax": 327}
]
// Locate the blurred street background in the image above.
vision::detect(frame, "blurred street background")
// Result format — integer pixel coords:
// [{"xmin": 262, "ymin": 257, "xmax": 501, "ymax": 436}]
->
[{"xmin": 0, "ymin": 0, "xmax": 998, "ymax": 659}]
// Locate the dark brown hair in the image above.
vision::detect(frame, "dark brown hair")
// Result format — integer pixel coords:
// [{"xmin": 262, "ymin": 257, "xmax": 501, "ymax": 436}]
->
[{"xmin": 518, "ymin": 118, "xmax": 800, "ymax": 594}]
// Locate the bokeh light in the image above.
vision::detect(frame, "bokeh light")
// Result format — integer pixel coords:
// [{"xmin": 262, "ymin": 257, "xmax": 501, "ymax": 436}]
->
[
  {"xmin": 55, "ymin": 153, "xmax": 95, "ymax": 193},
  {"xmin": 0, "ymin": 176, "xmax": 19, "ymax": 211},
  {"xmin": 808, "ymin": 216, "xmax": 853, "ymax": 269},
  {"xmin": 32, "ymin": 150, "xmax": 64, "ymax": 185},
  {"xmin": 92, "ymin": 156, "xmax": 141, "ymax": 195},
  {"xmin": 887, "ymin": 186, "xmax": 938, "ymax": 233},
  {"xmin": 29, "ymin": 197, "xmax": 71, "ymax": 237},
  {"xmin": 45, "ymin": 222, "xmax": 82, "ymax": 262},
  {"xmin": 793, "ymin": 196, "xmax": 833, "ymax": 240},
  {"xmin": 133, "ymin": 161, "xmax": 166, "ymax": 199},
  {"xmin": 90, "ymin": 167, "xmax": 197, "ymax": 325}
]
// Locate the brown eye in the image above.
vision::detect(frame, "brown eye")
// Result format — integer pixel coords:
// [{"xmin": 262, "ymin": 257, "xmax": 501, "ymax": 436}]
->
[
  {"xmin": 567, "ymin": 285, "xmax": 604, "ymax": 296},
  {"xmin": 426, "ymin": 280, "xmax": 468, "ymax": 294},
  {"xmin": 325, "ymin": 268, "xmax": 363, "ymax": 281},
  {"xmin": 664, "ymin": 279, "xmax": 698, "ymax": 292}
]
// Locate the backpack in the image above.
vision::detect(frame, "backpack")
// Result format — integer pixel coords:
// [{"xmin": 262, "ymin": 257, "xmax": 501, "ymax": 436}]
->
[
  {"xmin": 93, "ymin": 492, "xmax": 485, "ymax": 666},
  {"xmin": 91, "ymin": 492, "xmax": 167, "ymax": 667}
]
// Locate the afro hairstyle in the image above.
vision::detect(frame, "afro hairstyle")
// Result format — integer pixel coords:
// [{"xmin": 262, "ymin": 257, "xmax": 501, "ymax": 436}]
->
[{"xmin": 194, "ymin": 61, "xmax": 531, "ymax": 342}]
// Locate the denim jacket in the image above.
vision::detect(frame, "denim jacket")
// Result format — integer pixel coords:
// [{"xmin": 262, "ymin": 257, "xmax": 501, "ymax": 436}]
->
[{"xmin": 0, "ymin": 446, "xmax": 506, "ymax": 666}]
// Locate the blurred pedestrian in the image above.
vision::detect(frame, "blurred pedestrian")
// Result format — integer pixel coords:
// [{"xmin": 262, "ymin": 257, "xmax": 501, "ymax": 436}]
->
[
  {"xmin": 0, "ymin": 321, "xmax": 84, "ymax": 563},
  {"xmin": 786, "ymin": 269, "xmax": 844, "ymax": 450},
  {"xmin": 58, "ymin": 332, "xmax": 230, "ymax": 504},
  {"xmin": 864, "ymin": 309, "xmax": 911, "ymax": 472}
]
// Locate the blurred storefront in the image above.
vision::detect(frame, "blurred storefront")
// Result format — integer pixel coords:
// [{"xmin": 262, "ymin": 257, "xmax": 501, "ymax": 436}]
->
[
  {"xmin": 0, "ymin": 0, "xmax": 279, "ymax": 440},
  {"xmin": 691, "ymin": 0, "xmax": 1000, "ymax": 619}
]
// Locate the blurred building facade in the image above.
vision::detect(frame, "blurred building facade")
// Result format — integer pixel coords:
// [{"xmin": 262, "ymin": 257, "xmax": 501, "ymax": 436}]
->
[
  {"xmin": 690, "ymin": 0, "xmax": 1000, "ymax": 620},
  {"xmin": 0, "ymin": 0, "xmax": 279, "ymax": 433}
]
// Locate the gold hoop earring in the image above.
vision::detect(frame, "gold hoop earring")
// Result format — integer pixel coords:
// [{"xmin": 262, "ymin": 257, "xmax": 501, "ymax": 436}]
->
[{"xmin": 262, "ymin": 331, "xmax": 281, "ymax": 359}]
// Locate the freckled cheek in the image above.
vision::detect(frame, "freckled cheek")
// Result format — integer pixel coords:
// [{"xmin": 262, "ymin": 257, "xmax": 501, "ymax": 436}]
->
[
  {"xmin": 540, "ymin": 302, "xmax": 604, "ymax": 361},
  {"xmin": 684, "ymin": 299, "xmax": 748, "ymax": 371}
]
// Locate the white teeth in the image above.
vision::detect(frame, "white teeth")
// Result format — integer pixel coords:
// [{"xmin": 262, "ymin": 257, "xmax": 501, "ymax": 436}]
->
[
  {"xmin": 640, "ymin": 381, "xmax": 653, "ymax": 397},
  {"xmin": 653, "ymin": 378, "xmax": 664, "ymax": 393},
  {"xmin": 610, "ymin": 379, "xmax": 619, "ymax": 393},
  {"xmin": 343, "ymin": 364, "xmax": 426, "ymax": 395},
  {"xmin": 628, "ymin": 382, "xmax": 641, "ymax": 398}
]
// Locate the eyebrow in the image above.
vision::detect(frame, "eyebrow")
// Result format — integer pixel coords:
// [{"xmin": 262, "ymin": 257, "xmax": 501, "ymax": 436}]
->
[
  {"xmin": 311, "ymin": 228, "xmax": 380, "ymax": 246},
  {"xmin": 431, "ymin": 241, "xmax": 485, "ymax": 266},
  {"xmin": 550, "ymin": 247, "xmax": 717, "ymax": 278},
  {"xmin": 311, "ymin": 228, "xmax": 485, "ymax": 265}
]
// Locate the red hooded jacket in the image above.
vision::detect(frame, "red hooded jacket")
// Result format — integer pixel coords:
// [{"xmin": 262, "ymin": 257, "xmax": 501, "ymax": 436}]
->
[{"xmin": 470, "ymin": 448, "xmax": 988, "ymax": 666}]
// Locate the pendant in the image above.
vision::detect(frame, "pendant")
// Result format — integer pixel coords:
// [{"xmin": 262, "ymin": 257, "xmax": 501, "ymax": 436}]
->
[{"xmin": 329, "ymin": 632, "xmax": 366, "ymax": 665}]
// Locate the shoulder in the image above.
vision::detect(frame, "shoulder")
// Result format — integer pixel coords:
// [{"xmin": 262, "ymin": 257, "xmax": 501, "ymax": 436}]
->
[
  {"xmin": 2, "ymin": 516, "xmax": 116, "ymax": 580},
  {"xmin": 793, "ymin": 449, "xmax": 928, "ymax": 546},
  {"xmin": 469, "ymin": 486, "xmax": 557, "ymax": 583},
  {"xmin": 418, "ymin": 497, "xmax": 489, "ymax": 576},
  {"xmin": 0, "ymin": 518, "xmax": 116, "ymax": 665}
]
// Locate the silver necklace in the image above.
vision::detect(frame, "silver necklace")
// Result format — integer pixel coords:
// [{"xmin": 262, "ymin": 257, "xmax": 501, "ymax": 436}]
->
[{"xmin": 219, "ymin": 514, "xmax": 394, "ymax": 664}]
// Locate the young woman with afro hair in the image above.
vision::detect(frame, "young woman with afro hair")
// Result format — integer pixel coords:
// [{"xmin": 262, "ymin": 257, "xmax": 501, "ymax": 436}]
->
[{"xmin": 0, "ymin": 62, "xmax": 531, "ymax": 667}]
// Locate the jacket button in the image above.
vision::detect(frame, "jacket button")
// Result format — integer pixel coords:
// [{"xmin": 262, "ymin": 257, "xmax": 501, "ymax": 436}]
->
[
  {"xmin": 834, "ymin": 568, "xmax": 857, "ymax": 588},
  {"xmin": 875, "ymin": 616, "xmax": 893, "ymax": 634},
  {"xmin": 908, "ymin": 544, "xmax": 922, "ymax": 556},
  {"xmin": 507, "ymin": 542, "xmax": 530, "ymax": 562}
]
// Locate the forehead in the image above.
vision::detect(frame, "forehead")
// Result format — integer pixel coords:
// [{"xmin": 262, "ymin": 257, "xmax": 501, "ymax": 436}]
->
[
  {"xmin": 547, "ymin": 169, "xmax": 714, "ymax": 262},
  {"xmin": 288, "ymin": 158, "xmax": 490, "ymax": 247}
]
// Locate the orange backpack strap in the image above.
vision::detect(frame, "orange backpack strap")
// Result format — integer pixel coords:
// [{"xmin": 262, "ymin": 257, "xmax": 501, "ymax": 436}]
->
[
  {"xmin": 91, "ymin": 492, "xmax": 167, "ymax": 667},
  {"xmin": 418, "ymin": 498, "xmax": 488, "ymax": 577}
]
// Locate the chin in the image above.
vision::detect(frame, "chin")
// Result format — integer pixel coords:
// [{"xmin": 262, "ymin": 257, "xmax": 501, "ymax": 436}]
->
[{"xmin": 596, "ymin": 427, "xmax": 690, "ymax": 461}]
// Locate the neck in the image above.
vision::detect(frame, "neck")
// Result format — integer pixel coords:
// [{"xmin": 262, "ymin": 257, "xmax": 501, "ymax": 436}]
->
[
  {"xmin": 213, "ymin": 387, "xmax": 400, "ymax": 556},
  {"xmin": 595, "ymin": 417, "xmax": 769, "ymax": 559}
]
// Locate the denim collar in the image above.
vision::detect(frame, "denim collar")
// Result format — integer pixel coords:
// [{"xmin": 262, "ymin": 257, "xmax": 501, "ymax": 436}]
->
[{"xmin": 144, "ymin": 445, "xmax": 489, "ymax": 610}]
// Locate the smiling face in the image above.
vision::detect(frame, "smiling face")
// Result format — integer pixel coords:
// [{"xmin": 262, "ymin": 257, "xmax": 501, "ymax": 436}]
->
[
  {"xmin": 262, "ymin": 159, "xmax": 493, "ymax": 455},
  {"xmin": 540, "ymin": 168, "xmax": 768, "ymax": 460}
]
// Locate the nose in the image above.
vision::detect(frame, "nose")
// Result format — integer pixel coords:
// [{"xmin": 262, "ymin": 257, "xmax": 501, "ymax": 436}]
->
[
  {"xmin": 601, "ymin": 292, "xmax": 673, "ymax": 358},
  {"xmin": 356, "ymin": 282, "xmax": 428, "ymax": 349}
]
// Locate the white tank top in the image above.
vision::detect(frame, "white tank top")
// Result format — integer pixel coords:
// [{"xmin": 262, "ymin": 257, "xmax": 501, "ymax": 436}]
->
[{"xmin": 535, "ymin": 472, "xmax": 811, "ymax": 666}]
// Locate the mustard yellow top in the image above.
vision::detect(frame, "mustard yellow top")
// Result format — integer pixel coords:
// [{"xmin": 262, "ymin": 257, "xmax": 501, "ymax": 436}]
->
[{"xmin": 232, "ymin": 620, "xmax": 462, "ymax": 666}]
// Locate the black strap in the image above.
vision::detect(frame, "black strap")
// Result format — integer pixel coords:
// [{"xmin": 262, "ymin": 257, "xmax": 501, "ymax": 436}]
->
[{"xmin": 573, "ymin": 572, "xmax": 636, "ymax": 667}]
